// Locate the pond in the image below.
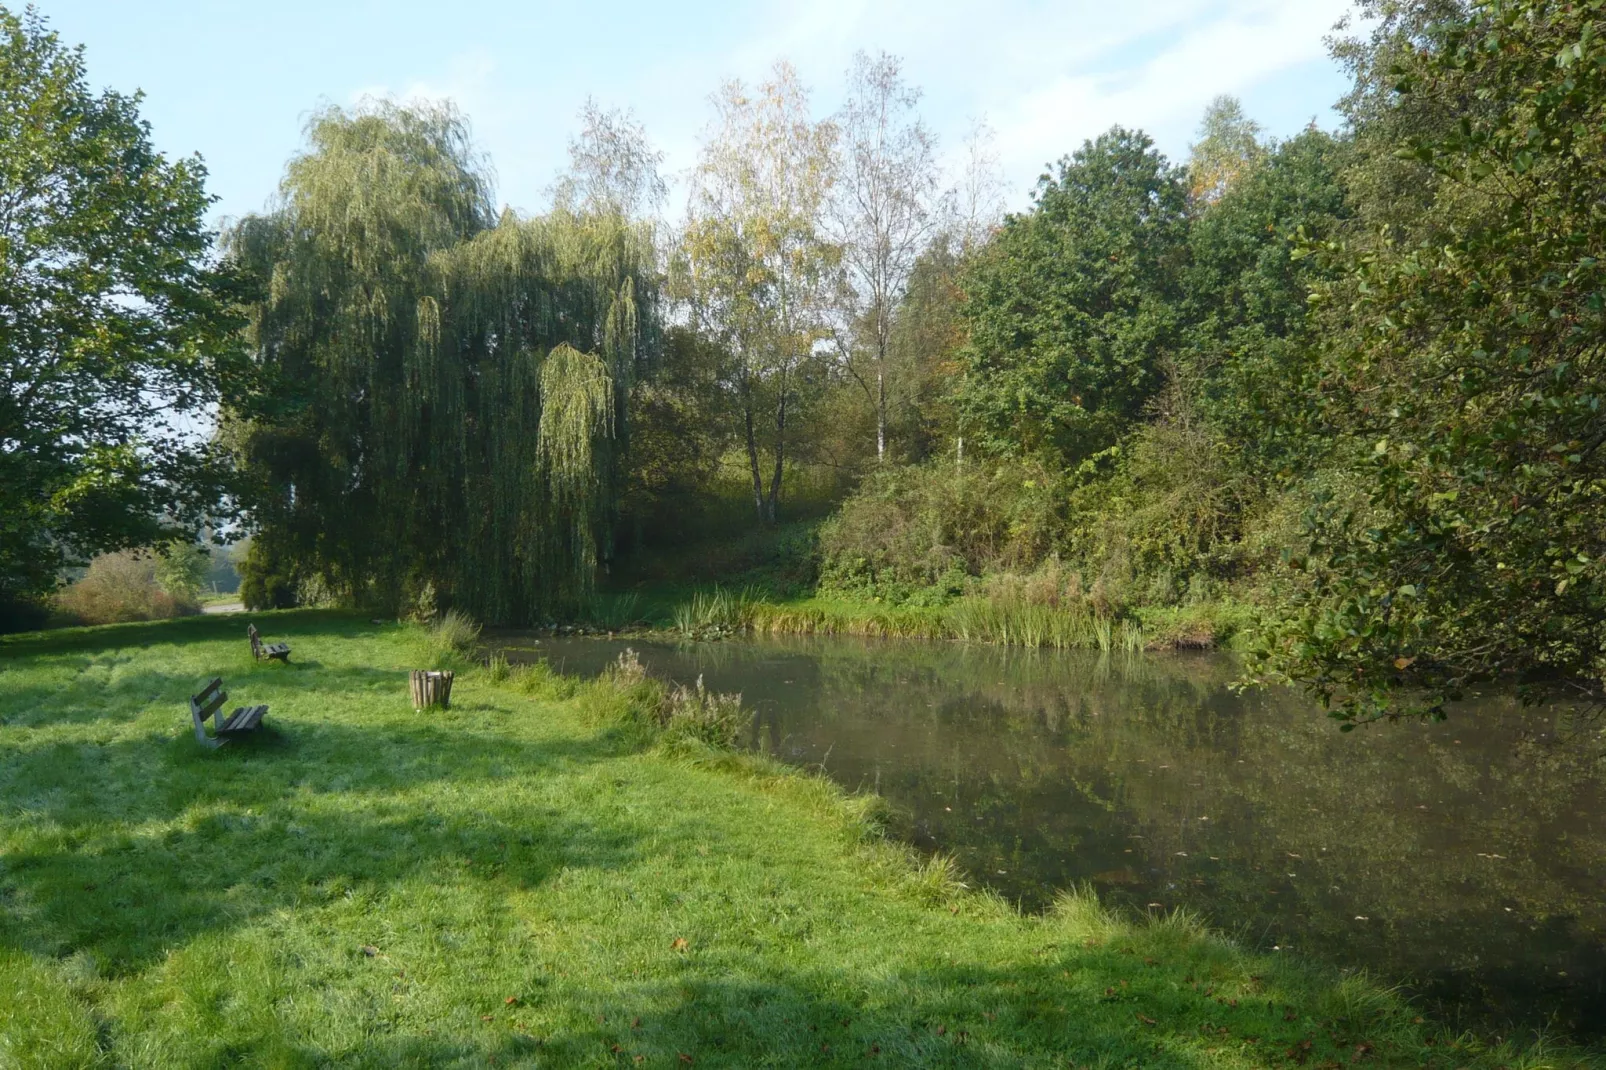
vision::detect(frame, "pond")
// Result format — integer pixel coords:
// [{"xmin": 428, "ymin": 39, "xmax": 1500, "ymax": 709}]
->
[{"xmin": 496, "ymin": 633, "xmax": 1606, "ymax": 1041}]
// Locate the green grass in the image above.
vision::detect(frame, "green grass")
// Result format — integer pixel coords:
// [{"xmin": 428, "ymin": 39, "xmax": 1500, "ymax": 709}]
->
[
  {"xmin": 0, "ymin": 612, "xmax": 1593, "ymax": 1067},
  {"xmin": 627, "ymin": 586, "xmax": 1249, "ymax": 654}
]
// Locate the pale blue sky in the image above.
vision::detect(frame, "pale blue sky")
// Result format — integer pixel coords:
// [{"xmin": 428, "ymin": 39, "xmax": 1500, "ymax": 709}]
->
[{"xmin": 40, "ymin": 0, "xmax": 1360, "ymax": 226}]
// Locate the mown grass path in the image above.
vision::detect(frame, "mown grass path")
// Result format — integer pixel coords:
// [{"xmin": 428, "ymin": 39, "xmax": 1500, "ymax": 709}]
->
[{"xmin": 0, "ymin": 613, "xmax": 1590, "ymax": 1067}]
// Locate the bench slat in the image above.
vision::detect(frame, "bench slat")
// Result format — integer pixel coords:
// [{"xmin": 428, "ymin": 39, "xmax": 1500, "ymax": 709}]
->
[
  {"xmin": 194, "ymin": 691, "xmax": 227, "ymax": 720},
  {"xmin": 221, "ymin": 705, "xmax": 267, "ymax": 733}
]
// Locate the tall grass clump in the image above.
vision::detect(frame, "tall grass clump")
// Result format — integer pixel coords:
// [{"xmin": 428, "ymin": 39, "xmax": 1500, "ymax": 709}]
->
[
  {"xmin": 943, "ymin": 570, "xmax": 1147, "ymax": 651},
  {"xmin": 583, "ymin": 591, "xmax": 643, "ymax": 631},
  {"xmin": 502, "ymin": 656, "xmax": 575, "ymax": 701},
  {"xmin": 671, "ymin": 585, "xmax": 760, "ymax": 637},
  {"xmin": 427, "ymin": 609, "xmax": 482, "ymax": 660},
  {"xmin": 905, "ymin": 852, "xmax": 969, "ymax": 906},
  {"xmin": 658, "ymin": 675, "xmax": 750, "ymax": 750},
  {"xmin": 592, "ymin": 649, "xmax": 751, "ymax": 750}
]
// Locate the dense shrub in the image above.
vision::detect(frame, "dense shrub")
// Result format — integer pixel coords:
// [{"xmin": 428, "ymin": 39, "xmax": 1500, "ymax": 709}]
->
[
  {"xmin": 239, "ymin": 538, "xmax": 300, "ymax": 610},
  {"xmin": 819, "ymin": 461, "xmax": 1061, "ymax": 599},
  {"xmin": 54, "ymin": 550, "xmax": 202, "ymax": 624}
]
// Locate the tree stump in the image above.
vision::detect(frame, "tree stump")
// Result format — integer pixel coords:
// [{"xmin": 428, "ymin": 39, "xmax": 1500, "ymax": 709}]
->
[{"xmin": 409, "ymin": 669, "xmax": 455, "ymax": 710}]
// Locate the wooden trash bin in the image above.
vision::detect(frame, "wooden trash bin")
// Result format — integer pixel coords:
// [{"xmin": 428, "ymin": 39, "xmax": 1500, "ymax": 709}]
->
[{"xmin": 410, "ymin": 670, "xmax": 455, "ymax": 710}]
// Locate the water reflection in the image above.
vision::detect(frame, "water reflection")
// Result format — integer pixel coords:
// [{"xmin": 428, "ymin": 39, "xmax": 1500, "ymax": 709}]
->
[{"xmin": 499, "ymin": 634, "xmax": 1606, "ymax": 1039}]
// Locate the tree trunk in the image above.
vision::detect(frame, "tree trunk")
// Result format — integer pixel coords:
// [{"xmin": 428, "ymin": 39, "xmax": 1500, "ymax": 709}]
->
[
  {"xmin": 875, "ymin": 359, "xmax": 887, "ymax": 463},
  {"xmin": 742, "ymin": 376, "xmax": 765, "ymax": 523},
  {"xmin": 766, "ymin": 386, "xmax": 787, "ymax": 524}
]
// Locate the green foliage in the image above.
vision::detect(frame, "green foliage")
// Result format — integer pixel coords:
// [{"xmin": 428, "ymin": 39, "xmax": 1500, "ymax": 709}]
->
[
  {"xmin": 618, "ymin": 326, "xmax": 738, "ymax": 546},
  {"xmin": 1258, "ymin": 0, "xmax": 1606, "ymax": 721},
  {"xmin": 1187, "ymin": 95, "xmax": 1266, "ymax": 204},
  {"xmin": 227, "ymin": 101, "xmax": 657, "ymax": 624},
  {"xmin": 238, "ymin": 537, "xmax": 299, "ymax": 610},
  {"xmin": 1183, "ymin": 128, "xmax": 1353, "ymax": 477},
  {"xmin": 955, "ymin": 128, "xmax": 1190, "ymax": 468},
  {"xmin": 819, "ymin": 460, "xmax": 1060, "ymax": 597},
  {"xmin": 881, "ymin": 235, "xmax": 965, "ymax": 461},
  {"xmin": 0, "ymin": 7, "xmax": 244, "ymax": 620},
  {"xmin": 152, "ymin": 542, "xmax": 210, "ymax": 603}
]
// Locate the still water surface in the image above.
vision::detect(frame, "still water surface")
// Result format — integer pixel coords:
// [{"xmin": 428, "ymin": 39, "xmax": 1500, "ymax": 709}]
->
[{"xmin": 500, "ymin": 634, "xmax": 1606, "ymax": 1039}]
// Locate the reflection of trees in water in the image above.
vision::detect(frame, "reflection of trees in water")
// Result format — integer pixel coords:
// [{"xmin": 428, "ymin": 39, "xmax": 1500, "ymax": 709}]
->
[
  {"xmin": 734, "ymin": 639, "xmax": 1606, "ymax": 1035},
  {"xmin": 502, "ymin": 635, "xmax": 1606, "ymax": 1034}
]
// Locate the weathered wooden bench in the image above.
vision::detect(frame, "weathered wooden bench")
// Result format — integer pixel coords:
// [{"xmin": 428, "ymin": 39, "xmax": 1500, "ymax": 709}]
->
[
  {"xmin": 248, "ymin": 623, "xmax": 291, "ymax": 663},
  {"xmin": 190, "ymin": 677, "xmax": 268, "ymax": 748}
]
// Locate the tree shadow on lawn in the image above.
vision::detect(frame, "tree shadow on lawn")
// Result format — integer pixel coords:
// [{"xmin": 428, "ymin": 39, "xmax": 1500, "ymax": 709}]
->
[
  {"xmin": 312, "ymin": 959, "xmax": 1407, "ymax": 1069},
  {"xmin": 0, "ymin": 634, "xmax": 404, "ymax": 731},
  {"xmin": 0, "ymin": 652, "xmax": 487, "ymax": 731},
  {"xmin": 535, "ymin": 961, "xmax": 1453, "ymax": 1070},
  {"xmin": 0, "ymin": 697, "xmax": 644, "ymax": 977},
  {"xmin": 0, "ymin": 609, "xmax": 392, "ymax": 659}
]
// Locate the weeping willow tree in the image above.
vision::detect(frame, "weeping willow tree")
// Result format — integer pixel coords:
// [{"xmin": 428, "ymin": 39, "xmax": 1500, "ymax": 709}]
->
[{"xmin": 225, "ymin": 101, "xmax": 657, "ymax": 622}]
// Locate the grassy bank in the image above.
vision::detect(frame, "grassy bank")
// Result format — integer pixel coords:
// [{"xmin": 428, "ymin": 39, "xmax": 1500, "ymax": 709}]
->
[
  {"xmin": 0, "ymin": 613, "xmax": 1589, "ymax": 1067},
  {"xmin": 594, "ymin": 585, "xmax": 1255, "ymax": 653}
]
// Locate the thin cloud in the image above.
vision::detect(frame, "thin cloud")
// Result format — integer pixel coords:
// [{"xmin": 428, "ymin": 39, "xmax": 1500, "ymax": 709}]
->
[{"xmin": 312, "ymin": 0, "xmax": 1360, "ymax": 216}]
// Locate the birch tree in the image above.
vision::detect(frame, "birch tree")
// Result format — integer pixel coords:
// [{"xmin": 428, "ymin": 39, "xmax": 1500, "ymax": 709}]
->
[
  {"xmin": 552, "ymin": 99, "xmax": 667, "ymax": 221},
  {"xmin": 677, "ymin": 63, "xmax": 837, "ymax": 522},
  {"xmin": 831, "ymin": 52, "xmax": 941, "ymax": 463}
]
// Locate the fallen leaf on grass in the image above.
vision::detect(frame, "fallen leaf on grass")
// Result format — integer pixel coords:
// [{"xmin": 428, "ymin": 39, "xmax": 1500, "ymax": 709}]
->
[
  {"xmin": 678, "ymin": 1055, "xmax": 693, "ymax": 1065},
  {"xmin": 1138, "ymin": 1015, "xmax": 1158, "ymax": 1026},
  {"xmin": 670, "ymin": 937, "xmax": 688, "ymax": 951},
  {"xmin": 360, "ymin": 945, "xmax": 380, "ymax": 957},
  {"xmin": 481, "ymin": 1015, "xmax": 494, "ymax": 1022},
  {"xmin": 505, "ymin": 996, "xmax": 519, "ymax": 1006}
]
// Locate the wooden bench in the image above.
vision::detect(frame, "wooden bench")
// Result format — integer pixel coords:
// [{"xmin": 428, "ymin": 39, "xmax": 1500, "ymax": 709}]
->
[
  {"xmin": 190, "ymin": 677, "xmax": 268, "ymax": 748},
  {"xmin": 248, "ymin": 623, "xmax": 291, "ymax": 663}
]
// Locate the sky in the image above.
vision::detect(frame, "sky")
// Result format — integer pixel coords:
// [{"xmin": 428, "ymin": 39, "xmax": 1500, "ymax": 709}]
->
[{"xmin": 41, "ymin": 0, "xmax": 1362, "ymax": 227}]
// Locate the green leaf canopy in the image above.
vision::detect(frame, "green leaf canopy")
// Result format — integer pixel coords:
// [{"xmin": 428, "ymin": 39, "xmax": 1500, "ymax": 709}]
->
[{"xmin": 226, "ymin": 101, "xmax": 657, "ymax": 623}]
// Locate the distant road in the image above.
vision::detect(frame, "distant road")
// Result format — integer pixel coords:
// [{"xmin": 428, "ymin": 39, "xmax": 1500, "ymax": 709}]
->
[{"xmin": 202, "ymin": 601, "xmax": 244, "ymax": 615}]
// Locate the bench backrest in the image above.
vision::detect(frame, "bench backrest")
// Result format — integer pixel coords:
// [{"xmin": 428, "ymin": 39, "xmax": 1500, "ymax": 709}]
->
[
  {"xmin": 190, "ymin": 677, "xmax": 226, "ymax": 745},
  {"xmin": 247, "ymin": 624, "xmax": 262, "ymax": 658}
]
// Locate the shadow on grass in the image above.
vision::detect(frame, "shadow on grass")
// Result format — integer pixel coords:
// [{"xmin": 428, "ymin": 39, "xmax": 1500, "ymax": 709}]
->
[
  {"xmin": 0, "ymin": 685, "xmax": 641, "ymax": 976},
  {"xmin": 535, "ymin": 971, "xmax": 1215, "ymax": 1069},
  {"xmin": 0, "ymin": 609, "xmax": 389, "ymax": 659},
  {"xmin": 325, "ymin": 957, "xmax": 1429, "ymax": 1069}
]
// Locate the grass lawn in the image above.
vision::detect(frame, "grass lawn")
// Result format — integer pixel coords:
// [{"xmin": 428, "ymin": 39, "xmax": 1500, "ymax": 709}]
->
[{"xmin": 0, "ymin": 612, "xmax": 1592, "ymax": 1068}]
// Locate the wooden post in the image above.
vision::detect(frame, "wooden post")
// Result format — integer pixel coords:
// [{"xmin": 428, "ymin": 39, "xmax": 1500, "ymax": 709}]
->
[{"xmin": 409, "ymin": 670, "xmax": 455, "ymax": 710}]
